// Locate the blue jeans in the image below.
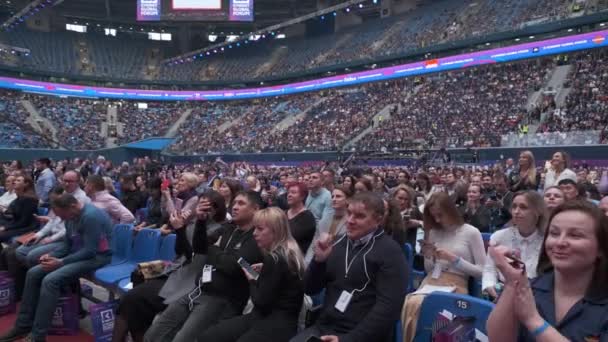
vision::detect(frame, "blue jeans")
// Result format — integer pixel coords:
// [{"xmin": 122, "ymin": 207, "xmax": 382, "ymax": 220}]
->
[
  {"xmin": 15, "ymin": 254, "xmax": 111, "ymax": 339},
  {"xmin": 15, "ymin": 242, "xmax": 64, "ymax": 267}
]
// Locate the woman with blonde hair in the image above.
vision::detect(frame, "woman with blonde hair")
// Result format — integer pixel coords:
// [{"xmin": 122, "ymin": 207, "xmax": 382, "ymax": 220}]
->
[
  {"xmin": 401, "ymin": 192, "xmax": 486, "ymax": 342},
  {"xmin": 482, "ymin": 191, "xmax": 547, "ymax": 301},
  {"xmin": 509, "ymin": 150, "xmax": 540, "ymax": 192},
  {"xmin": 160, "ymin": 172, "xmax": 199, "ymax": 235},
  {"xmin": 198, "ymin": 207, "xmax": 305, "ymax": 342}
]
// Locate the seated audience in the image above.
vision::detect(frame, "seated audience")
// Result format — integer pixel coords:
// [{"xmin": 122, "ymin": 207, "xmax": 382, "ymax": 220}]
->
[
  {"xmin": 0, "ymin": 175, "xmax": 39, "ymax": 242},
  {"xmin": 543, "ymin": 186, "xmax": 565, "ymax": 213},
  {"xmin": 305, "ymin": 172, "xmax": 334, "ymax": 223},
  {"xmin": 198, "ymin": 207, "xmax": 305, "ymax": 342},
  {"xmin": 487, "ymin": 201, "xmax": 608, "ymax": 341},
  {"xmin": 134, "ymin": 178, "xmax": 166, "ymax": 231},
  {"xmin": 112, "ymin": 191, "xmax": 226, "ymax": 342},
  {"xmin": 159, "ymin": 172, "xmax": 199, "ymax": 235},
  {"xmin": 285, "ymin": 182, "xmax": 316, "ymax": 255},
  {"xmin": 401, "ymin": 192, "xmax": 486, "ymax": 342},
  {"xmin": 61, "ymin": 171, "xmax": 90, "ymax": 205},
  {"xmin": 144, "ymin": 191, "xmax": 264, "ymax": 342},
  {"xmin": 291, "ymin": 192, "xmax": 408, "ymax": 342},
  {"xmin": 119, "ymin": 174, "xmax": 147, "ymax": 214},
  {"xmin": 0, "ymin": 193, "xmax": 112, "ymax": 342},
  {"xmin": 383, "ymin": 199, "xmax": 407, "ymax": 246},
  {"xmin": 482, "ymin": 191, "xmax": 547, "ymax": 301}
]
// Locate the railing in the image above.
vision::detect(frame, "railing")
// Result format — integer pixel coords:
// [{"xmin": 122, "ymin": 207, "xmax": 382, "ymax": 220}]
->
[{"xmin": 500, "ymin": 130, "xmax": 602, "ymax": 147}]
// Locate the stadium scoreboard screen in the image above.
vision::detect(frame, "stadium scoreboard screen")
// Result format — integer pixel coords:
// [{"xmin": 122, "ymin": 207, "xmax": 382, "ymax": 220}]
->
[{"xmin": 137, "ymin": 0, "xmax": 254, "ymax": 22}]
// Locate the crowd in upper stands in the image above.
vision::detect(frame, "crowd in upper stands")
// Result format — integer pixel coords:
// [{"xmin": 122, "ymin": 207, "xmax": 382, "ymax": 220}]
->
[
  {"xmin": 0, "ymin": 45, "xmax": 607, "ymax": 153},
  {"xmin": 0, "ymin": 150, "xmax": 605, "ymax": 341},
  {"xmin": 0, "ymin": 0, "xmax": 603, "ymax": 82}
]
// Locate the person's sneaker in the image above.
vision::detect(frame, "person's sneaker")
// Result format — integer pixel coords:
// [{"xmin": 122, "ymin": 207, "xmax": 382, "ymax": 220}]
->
[{"xmin": 0, "ymin": 327, "xmax": 31, "ymax": 342}]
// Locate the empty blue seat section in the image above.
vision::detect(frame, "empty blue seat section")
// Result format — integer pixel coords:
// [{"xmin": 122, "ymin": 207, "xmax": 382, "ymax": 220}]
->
[{"xmin": 94, "ymin": 228, "xmax": 161, "ymax": 286}]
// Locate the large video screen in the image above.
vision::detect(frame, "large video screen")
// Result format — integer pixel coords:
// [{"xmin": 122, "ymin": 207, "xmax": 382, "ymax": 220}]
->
[
  {"xmin": 172, "ymin": 0, "xmax": 221, "ymax": 10},
  {"xmin": 137, "ymin": 0, "xmax": 253, "ymax": 22}
]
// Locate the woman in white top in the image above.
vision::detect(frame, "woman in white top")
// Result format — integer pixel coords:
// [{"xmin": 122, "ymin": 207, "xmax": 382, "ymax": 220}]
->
[
  {"xmin": 543, "ymin": 151, "xmax": 577, "ymax": 191},
  {"xmin": 401, "ymin": 192, "xmax": 486, "ymax": 342},
  {"xmin": 482, "ymin": 191, "xmax": 548, "ymax": 301},
  {"xmin": 0, "ymin": 175, "xmax": 16, "ymax": 212}
]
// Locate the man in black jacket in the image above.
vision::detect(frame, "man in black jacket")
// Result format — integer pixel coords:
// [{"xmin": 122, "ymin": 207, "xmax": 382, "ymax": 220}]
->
[
  {"xmin": 144, "ymin": 191, "xmax": 264, "ymax": 342},
  {"xmin": 291, "ymin": 192, "xmax": 408, "ymax": 342}
]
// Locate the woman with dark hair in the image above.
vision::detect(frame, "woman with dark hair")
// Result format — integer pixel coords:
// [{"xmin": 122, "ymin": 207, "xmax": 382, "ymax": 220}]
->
[
  {"xmin": 285, "ymin": 182, "xmax": 316, "ymax": 255},
  {"xmin": 415, "ymin": 172, "xmax": 433, "ymax": 203},
  {"xmin": 383, "ymin": 199, "xmax": 406, "ymax": 246},
  {"xmin": 487, "ymin": 201, "xmax": 608, "ymax": 341},
  {"xmin": 112, "ymin": 191, "xmax": 227, "ymax": 342},
  {"xmin": 0, "ymin": 175, "xmax": 39, "ymax": 241},
  {"xmin": 218, "ymin": 178, "xmax": 243, "ymax": 216},
  {"xmin": 341, "ymin": 175, "xmax": 356, "ymax": 194},
  {"xmin": 401, "ymin": 192, "xmax": 486, "ymax": 341},
  {"xmin": 134, "ymin": 177, "xmax": 166, "ymax": 231},
  {"xmin": 354, "ymin": 177, "xmax": 373, "ymax": 193}
]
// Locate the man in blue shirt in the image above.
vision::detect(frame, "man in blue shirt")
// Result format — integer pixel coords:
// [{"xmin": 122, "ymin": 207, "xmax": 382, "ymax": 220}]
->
[
  {"xmin": 0, "ymin": 193, "xmax": 113, "ymax": 342},
  {"xmin": 305, "ymin": 172, "xmax": 334, "ymax": 223},
  {"xmin": 34, "ymin": 158, "xmax": 56, "ymax": 206}
]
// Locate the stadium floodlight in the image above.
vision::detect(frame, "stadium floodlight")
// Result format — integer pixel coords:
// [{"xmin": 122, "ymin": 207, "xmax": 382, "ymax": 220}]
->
[
  {"xmin": 275, "ymin": 34, "xmax": 286, "ymax": 39},
  {"xmin": 208, "ymin": 34, "xmax": 218, "ymax": 42}
]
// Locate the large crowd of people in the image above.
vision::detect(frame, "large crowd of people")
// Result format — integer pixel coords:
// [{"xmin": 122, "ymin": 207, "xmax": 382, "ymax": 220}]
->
[
  {"xmin": 0, "ymin": 46, "xmax": 605, "ymax": 153},
  {"xmin": 0, "ymin": 150, "xmax": 604, "ymax": 341}
]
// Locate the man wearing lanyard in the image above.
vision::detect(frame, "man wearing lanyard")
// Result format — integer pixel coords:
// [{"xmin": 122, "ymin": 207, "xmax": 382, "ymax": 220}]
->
[
  {"xmin": 291, "ymin": 192, "xmax": 408, "ymax": 342},
  {"xmin": 0, "ymin": 193, "xmax": 112, "ymax": 342},
  {"xmin": 145, "ymin": 190, "xmax": 264, "ymax": 342}
]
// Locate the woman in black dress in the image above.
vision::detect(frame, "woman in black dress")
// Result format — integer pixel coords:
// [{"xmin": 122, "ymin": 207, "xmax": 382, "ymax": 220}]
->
[{"xmin": 285, "ymin": 182, "xmax": 316, "ymax": 255}]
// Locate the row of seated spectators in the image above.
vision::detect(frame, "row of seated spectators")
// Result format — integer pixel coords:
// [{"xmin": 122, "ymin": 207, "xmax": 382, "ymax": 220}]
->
[
  {"xmin": 0, "ymin": 90, "xmax": 52, "ymax": 149},
  {"xmin": 0, "ymin": 154, "xmax": 607, "ymax": 341},
  {"xmin": 0, "ymin": 0, "xmax": 600, "ymax": 81}
]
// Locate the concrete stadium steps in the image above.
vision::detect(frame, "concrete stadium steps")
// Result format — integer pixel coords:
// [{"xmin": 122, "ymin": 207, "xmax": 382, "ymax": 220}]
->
[
  {"xmin": 343, "ymin": 104, "xmax": 397, "ymax": 150},
  {"xmin": 20, "ymin": 99, "xmax": 59, "ymax": 142},
  {"xmin": 271, "ymin": 97, "xmax": 328, "ymax": 133},
  {"xmin": 165, "ymin": 108, "xmax": 194, "ymax": 138}
]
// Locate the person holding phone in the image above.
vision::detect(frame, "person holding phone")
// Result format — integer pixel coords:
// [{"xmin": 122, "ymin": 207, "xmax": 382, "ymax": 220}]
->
[
  {"xmin": 487, "ymin": 201, "xmax": 608, "ymax": 341},
  {"xmin": 145, "ymin": 191, "xmax": 264, "ymax": 342},
  {"xmin": 198, "ymin": 207, "xmax": 304, "ymax": 342},
  {"xmin": 482, "ymin": 191, "xmax": 547, "ymax": 301},
  {"xmin": 291, "ymin": 192, "xmax": 408, "ymax": 342},
  {"xmin": 401, "ymin": 192, "xmax": 486, "ymax": 342}
]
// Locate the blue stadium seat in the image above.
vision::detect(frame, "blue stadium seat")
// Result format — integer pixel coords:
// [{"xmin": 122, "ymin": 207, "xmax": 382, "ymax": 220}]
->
[
  {"xmin": 110, "ymin": 224, "xmax": 134, "ymax": 265},
  {"xmin": 404, "ymin": 243, "xmax": 426, "ymax": 293},
  {"xmin": 37, "ymin": 207, "xmax": 49, "ymax": 216},
  {"xmin": 159, "ymin": 234, "xmax": 176, "ymax": 261},
  {"xmin": 94, "ymin": 228, "xmax": 161, "ymax": 286},
  {"xmin": 482, "ymin": 232, "xmax": 492, "ymax": 251},
  {"xmin": 414, "ymin": 292, "xmax": 494, "ymax": 341}
]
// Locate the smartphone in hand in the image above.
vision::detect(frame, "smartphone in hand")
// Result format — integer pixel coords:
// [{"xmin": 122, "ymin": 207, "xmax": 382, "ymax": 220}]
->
[{"xmin": 237, "ymin": 257, "xmax": 259, "ymax": 280}]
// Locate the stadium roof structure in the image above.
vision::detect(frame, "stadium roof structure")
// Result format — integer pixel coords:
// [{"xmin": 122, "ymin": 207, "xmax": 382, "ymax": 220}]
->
[{"xmin": 51, "ymin": 0, "xmax": 321, "ymax": 29}]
